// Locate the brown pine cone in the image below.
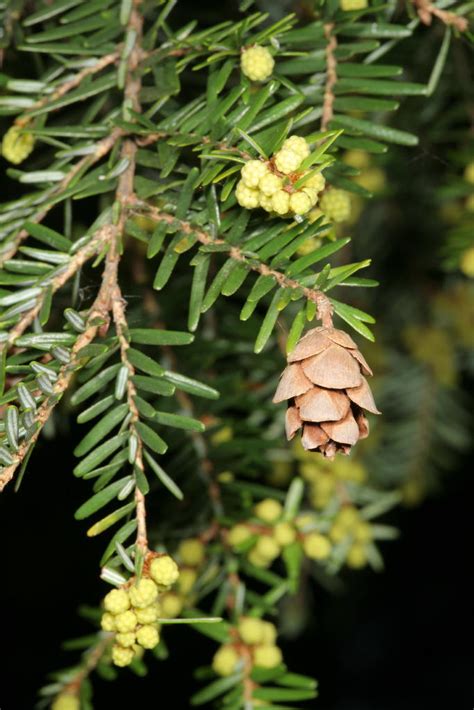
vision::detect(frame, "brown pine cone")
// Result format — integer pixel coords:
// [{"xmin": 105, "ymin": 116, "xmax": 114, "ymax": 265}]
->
[{"xmin": 273, "ymin": 326, "xmax": 380, "ymax": 459}]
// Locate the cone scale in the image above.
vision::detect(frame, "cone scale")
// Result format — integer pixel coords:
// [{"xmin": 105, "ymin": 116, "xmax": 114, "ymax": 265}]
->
[{"xmin": 273, "ymin": 326, "xmax": 380, "ymax": 459}]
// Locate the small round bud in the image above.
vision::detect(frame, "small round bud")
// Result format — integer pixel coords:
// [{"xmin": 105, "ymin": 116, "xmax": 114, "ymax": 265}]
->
[
  {"xmin": 259, "ymin": 193, "xmax": 275, "ymax": 212},
  {"xmin": 235, "ymin": 180, "xmax": 260, "ymax": 209},
  {"xmin": 346, "ymin": 543, "xmax": 368, "ymax": 569},
  {"xmin": 228, "ymin": 524, "xmax": 252, "ymax": 547},
  {"xmin": 212, "ymin": 645, "xmax": 240, "ymax": 676},
  {"xmin": 115, "ymin": 610, "xmax": 138, "ymax": 633},
  {"xmin": 261, "ymin": 621, "xmax": 277, "ymax": 645},
  {"xmin": 149, "ymin": 555, "xmax": 179, "ymax": 587},
  {"xmin": 303, "ymin": 171, "xmax": 326, "ymax": 192},
  {"xmin": 329, "ymin": 522, "xmax": 348, "ymax": 543},
  {"xmin": 320, "ymin": 189, "xmax": 351, "ymax": 223},
  {"xmin": 129, "ymin": 578, "xmax": 158, "ymax": 608},
  {"xmin": 135, "ymin": 603, "xmax": 160, "ymax": 625},
  {"xmin": 238, "ymin": 617, "xmax": 265, "ymax": 645},
  {"xmin": 273, "ymin": 521, "xmax": 297, "ymax": 546},
  {"xmin": 464, "ymin": 162, "xmax": 474, "ymax": 184},
  {"xmin": 344, "ymin": 149, "xmax": 371, "ymax": 170},
  {"xmin": 282, "ymin": 136, "xmax": 310, "ymax": 161},
  {"xmin": 136, "ymin": 624, "xmax": 160, "ymax": 650},
  {"xmin": 103, "ymin": 588, "xmax": 130, "ymax": 615},
  {"xmin": 254, "ymin": 498, "xmax": 283, "ymax": 523},
  {"xmin": 241, "ymin": 160, "xmax": 269, "ymax": 188},
  {"xmin": 247, "ymin": 548, "xmax": 272, "ymax": 568},
  {"xmin": 337, "ymin": 506, "xmax": 359, "ymax": 527},
  {"xmin": 100, "ymin": 612, "xmax": 116, "ymax": 632},
  {"xmin": 303, "ymin": 532, "xmax": 332, "ymax": 560},
  {"xmin": 274, "ymin": 149, "xmax": 302, "ymax": 175},
  {"xmin": 259, "ymin": 172, "xmax": 283, "ymax": 196},
  {"xmin": 178, "ymin": 568, "xmax": 198, "ymax": 596},
  {"xmin": 290, "ymin": 191, "xmax": 312, "ymax": 215},
  {"xmin": 254, "ymin": 535, "xmax": 280, "ymax": 562},
  {"xmin": 160, "ymin": 592, "xmax": 183, "ymax": 618},
  {"xmin": 52, "ymin": 694, "xmax": 80, "ymax": 710},
  {"xmin": 354, "ymin": 521, "xmax": 372, "ymax": 543},
  {"xmin": 178, "ymin": 539, "xmax": 205, "ymax": 567},
  {"xmin": 460, "ymin": 247, "xmax": 474, "ymax": 277},
  {"xmin": 116, "ymin": 632, "xmax": 136, "ymax": 648},
  {"xmin": 241, "ymin": 45, "xmax": 275, "ymax": 82},
  {"xmin": 253, "ymin": 644, "xmax": 283, "ymax": 669},
  {"xmin": 272, "ymin": 190, "xmax": 291, "ymax": 215},
  {"xmin": 1, "ymin": 126, "xmax": 35, "ymax": 165},
  {"xmin": 112, "ymin": 644, "xmax": 134, "ymax": 667},
  {"xmin": 301, "ymin": 187, "xmax": 319, "ymax": 206},
  {"xmin": 340, "ymin": 0, "xmax": 368, "ymax": 9}
]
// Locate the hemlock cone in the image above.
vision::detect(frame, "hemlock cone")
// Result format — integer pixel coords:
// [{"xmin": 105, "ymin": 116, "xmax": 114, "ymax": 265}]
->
[{"xmin": 273, "ymin": 327, "xmax": 380, "ymax": 458}]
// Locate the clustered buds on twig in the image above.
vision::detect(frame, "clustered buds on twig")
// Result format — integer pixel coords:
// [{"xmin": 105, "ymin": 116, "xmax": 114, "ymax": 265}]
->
[
  {"xmin": 235, "ymin": 135, "xmax": 326, "ymax": 217},
  {"xmin": 101, "ymin": 554, "xmax": 179, "ymax": 666},
  {"xmin": 273, "ymin": 326, "xmax": 380, "ymax": 458},
  {"xmin": 212, "ymin": 617, "xmax": 282, "ymax": 677}
]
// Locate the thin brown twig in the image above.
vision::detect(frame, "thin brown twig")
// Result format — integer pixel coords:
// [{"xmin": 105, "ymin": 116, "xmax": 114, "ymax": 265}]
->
[
  {"xmin": 321, "ymin": 23, "xmax": 337, "ymax": 132},
  {"xmin": 64, "ymin": 633, "xmax": 113, "ymax": 696},
  {"xmin": 112, "ymin": 283, "xmax": 148, "ymax": 552},
  {"xmin": 413, "ymin": 0, "xmax": 468, "ymax": 31},
  {"xmin": 108, "ymin": 0, "xmax": 148, "ymax": 552},
  {"xmin": 129, "ymin": 199, "xmax": 334, "ymax": 327}
]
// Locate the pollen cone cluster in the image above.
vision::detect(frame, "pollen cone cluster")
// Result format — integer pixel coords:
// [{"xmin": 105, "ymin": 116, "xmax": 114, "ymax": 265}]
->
[{"xmin": 273, "ymin": 327, "xmax": 380, "ymax": 458}]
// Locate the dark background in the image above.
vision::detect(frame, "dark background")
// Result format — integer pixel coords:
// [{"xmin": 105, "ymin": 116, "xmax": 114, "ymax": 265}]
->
[{"xmin": 0, "ymin": 435, "xmax": 472, "ymax": 710}]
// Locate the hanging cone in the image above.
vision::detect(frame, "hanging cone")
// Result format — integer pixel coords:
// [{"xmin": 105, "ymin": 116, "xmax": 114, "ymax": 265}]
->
[{"xmin": 273, "ymin": 326, "xmax": 380, "ymax": 459}]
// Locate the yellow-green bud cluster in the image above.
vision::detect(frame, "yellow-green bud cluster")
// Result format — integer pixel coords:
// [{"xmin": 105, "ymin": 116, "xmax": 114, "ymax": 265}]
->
[
  {"xmin": 227, "ymin": 498, "xmax": 316, "ymax": 568},
  {"xmin": 340, "ymin": 0, "xmax": 368, "ymax": 10},
  {"xmin": 320, "ymin": 188, "xmax": 351, "ymax": 223},
  {"xmin": 241, "ymin": 45, "xmax": 275, "ymax": 82},
  {"xmin": 235, "ymin": 137, "xmax": 326, "ymax": 218},
  {"xmin": 1, "ymin": 125, "xmax": 35, "ymax": 164},
  {"xmin": 227, "ymin": 492, "xmax": 340, "ymax": 567},
  {"xmin": 212, "ymin": 618, "xmax": 282, "ymax": 677},
  {"xmin": 330, "ymin": 507, "xmax": 373, "ymax": 568},
  {"xmin": 101, "ymin": 555, "xmax": 179, "ymax": 667}
]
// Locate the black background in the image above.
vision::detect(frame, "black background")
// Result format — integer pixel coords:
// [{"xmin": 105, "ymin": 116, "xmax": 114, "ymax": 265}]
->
[{"xmin": 0, "ymin": 435, "xmax": 472, "ymax": 710}]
